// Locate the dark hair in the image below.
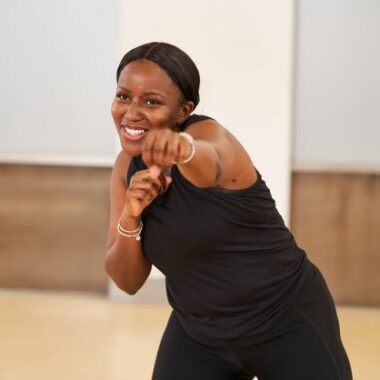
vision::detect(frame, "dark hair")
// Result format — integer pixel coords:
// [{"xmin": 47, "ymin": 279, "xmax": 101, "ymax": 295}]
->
[{"xmin": 116, "ymin": 42, "xmax": 200, "ymax": 108}]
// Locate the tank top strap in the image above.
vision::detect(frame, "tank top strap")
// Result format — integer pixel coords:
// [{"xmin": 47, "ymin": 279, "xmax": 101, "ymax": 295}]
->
[{"xmin": 179, "ymin": 114, "xmax": 214, "ymax": 132}]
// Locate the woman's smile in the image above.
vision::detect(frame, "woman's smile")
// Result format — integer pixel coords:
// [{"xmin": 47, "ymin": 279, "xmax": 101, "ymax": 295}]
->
[{"xmin": 121, "ymin": 124, "xmax": 149, "ymax": 141}]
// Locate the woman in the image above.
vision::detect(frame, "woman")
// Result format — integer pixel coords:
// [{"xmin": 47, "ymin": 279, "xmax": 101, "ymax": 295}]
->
[{"xmin": 105, "ymin": 42, "xmax": 352, "ymax": 380}]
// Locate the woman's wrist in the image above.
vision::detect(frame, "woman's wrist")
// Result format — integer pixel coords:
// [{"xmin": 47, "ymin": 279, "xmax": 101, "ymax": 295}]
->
[
  {"xmin": 117, "ymin": 218, "xmax": 143, "ymax": 241},
  {"xmin": 119, "ymin": 213, "xmax": 141, "ymax": 230}
]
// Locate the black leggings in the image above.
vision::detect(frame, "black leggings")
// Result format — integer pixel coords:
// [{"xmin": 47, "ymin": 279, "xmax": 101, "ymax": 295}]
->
[{"xmin": 152, "ymin": 264, "xmax": 352, "ymax": 380}]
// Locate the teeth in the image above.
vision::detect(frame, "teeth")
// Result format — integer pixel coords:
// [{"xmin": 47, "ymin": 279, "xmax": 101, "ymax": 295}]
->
[{"xmin": 125, "ymin": 127, "xmax": 146, "ymax": 136}]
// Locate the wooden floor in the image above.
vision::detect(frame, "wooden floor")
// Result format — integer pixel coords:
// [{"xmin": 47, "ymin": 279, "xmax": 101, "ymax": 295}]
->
[{"xmin": 0, "ymin": 290, "xmax": 378, "ymax": 380}]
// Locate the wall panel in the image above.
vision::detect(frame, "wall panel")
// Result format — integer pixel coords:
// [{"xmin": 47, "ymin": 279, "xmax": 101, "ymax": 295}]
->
[
  {"xmin": 290, "ymin": 171, "xmax": 380, "ymax": 305},
  {"xmin": 0, "ymin": 164, "xmax": 110, "ymax": 293}
]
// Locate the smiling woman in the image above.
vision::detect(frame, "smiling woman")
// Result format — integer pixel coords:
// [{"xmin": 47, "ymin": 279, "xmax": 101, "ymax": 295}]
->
[
  {"xmin": 111, "ymin": 59, "xmax": 194, "ymax": 155},
  {"xmin": 104, "ymin": 42, "xmax": 352, "ymax": 380}
]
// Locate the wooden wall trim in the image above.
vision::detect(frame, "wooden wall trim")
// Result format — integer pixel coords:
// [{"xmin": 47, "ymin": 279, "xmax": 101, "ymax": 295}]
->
[
  {"xmin": 0, "ymin": 164, "xmax": 111, "ymax": 293},
  {"xmin": 290, "ymin": 171, "xmax": 380, "ymax": 306}
]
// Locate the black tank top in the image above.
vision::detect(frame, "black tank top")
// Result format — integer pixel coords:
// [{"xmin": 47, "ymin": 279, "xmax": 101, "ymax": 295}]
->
[{"xmin": 127, "ymin": 114, "xmax": 311, "ymax": 340}]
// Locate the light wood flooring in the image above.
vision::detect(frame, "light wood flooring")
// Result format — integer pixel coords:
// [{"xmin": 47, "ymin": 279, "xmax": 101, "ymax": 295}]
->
[{"xmin": 0, "ymin": 290, "xmax": 378, "ymax": 379}]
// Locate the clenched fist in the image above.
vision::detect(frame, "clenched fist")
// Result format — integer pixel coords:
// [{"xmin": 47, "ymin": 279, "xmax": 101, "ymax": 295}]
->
[
  {"xmin": 123, "ymin": 165, "xmax": 172, "ymax": 219},
  {"xmin": 142, "ymin": 128, "xmax": 193, "ymax": 167}
]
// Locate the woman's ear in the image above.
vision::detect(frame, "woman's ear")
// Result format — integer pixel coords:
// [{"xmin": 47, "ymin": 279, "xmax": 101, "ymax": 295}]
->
[{"xmin": 177, "ymin": 101, "xmax": 195, "ymax": 124}]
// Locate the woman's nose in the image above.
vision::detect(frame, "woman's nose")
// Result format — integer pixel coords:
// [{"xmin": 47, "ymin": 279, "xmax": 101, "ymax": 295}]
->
[{"xmin": 122, "ymin": 100, "xmax": 143, "ymax": 122}]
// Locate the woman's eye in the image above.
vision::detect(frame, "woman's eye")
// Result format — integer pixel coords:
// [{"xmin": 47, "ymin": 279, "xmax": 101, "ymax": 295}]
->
[
  {"xmin": 117, "ymin": 94, "xmax": 129, "ymax": 101},
  {"xmin": 145, "ymin": 98, "xmax": 160, "ymax": 106}
]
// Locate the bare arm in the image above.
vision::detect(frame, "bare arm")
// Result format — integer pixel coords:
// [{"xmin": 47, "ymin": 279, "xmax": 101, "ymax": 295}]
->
[
  {"xmin": 142, "ymin": 119, "xmax": 257, "ymax": 190},
  {"xmin": 104, "ymin": 151, "xmax": 168, "ymax": 295}
]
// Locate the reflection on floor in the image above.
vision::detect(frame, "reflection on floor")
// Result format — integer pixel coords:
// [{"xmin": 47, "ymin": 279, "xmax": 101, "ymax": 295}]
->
[{"xmin": 0, "ymin": 290, "xmax": 378, "ymax": 379}]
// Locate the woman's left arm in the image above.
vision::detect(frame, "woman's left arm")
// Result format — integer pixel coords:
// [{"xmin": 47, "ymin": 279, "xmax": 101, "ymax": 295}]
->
[{"xmin": 142, "ymin": 119, "xmax": 236, "ymax": 188}]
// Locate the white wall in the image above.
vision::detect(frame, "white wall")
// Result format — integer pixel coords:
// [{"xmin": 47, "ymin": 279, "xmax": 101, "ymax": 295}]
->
[
  {"xmin": 0, "ymin": 0, "xmax": 120, "ymax": 165},
  {"xmin": 294, "ymin": 0, "xmax": 380, "ymax": 168}
]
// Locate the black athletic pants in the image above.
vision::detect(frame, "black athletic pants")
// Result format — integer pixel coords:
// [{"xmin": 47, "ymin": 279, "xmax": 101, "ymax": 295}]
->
[{"xmin": 152, "ymin": 263, "xmax": 352, "ymax": 380}]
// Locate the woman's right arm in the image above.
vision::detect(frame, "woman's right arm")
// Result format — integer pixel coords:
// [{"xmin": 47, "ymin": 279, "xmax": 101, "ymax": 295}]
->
[{"xmin": 104, "ymin": 152, "xmax": 164, "ymax": 295}]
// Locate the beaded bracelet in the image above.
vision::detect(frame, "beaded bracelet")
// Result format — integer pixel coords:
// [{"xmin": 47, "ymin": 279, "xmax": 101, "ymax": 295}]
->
[{"xmin": 117, "ymin": 220, "xmax": 143, "ymax": 241}]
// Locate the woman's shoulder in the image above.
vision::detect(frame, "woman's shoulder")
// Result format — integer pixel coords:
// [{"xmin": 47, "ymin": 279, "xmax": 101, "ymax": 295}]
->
[
  {"xmin": 111, "ymin": 151, "xmax": 133, "ymax": 187},
  {"xmin": 181, "ymin": 114, "xmax": 226, "ymax": 141},
  {"xmin": 113, "ymin": 150, "xmax": 132, "ymax": 172},
  {"xmin": 181, "ymin": 114, "xmax": 258, "ymax": 191},
  {"xmin": 180, "ymin": 114, "xmax": 215, "ymax": 131},
  {"xmin": 182, "ymin": 114, "xmax": 243, "ymax": 153}
]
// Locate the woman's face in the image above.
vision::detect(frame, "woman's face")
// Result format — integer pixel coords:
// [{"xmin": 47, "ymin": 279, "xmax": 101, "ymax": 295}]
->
[{"xmin": 111, "ymin": 59, "xmax": 193, "ymax": 157}]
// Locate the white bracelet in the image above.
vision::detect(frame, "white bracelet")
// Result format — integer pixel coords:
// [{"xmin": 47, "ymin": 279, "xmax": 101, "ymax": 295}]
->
[
  {"xmin": 179, "ymin": 132, "xmax": 196, "ymax": 164},
  {"xmin": 117, "ymin": 220, "xmax": 143, "ymax": 241},
  {"xmin": 118, "ymin": 219, "xmax": 142, "ymax": 234}
]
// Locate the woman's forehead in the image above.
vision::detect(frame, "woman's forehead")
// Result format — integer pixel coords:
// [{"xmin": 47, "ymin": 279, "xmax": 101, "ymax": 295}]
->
[{"xmin": 118, "ymin": 59, "xmax": 178, "ymax": 93}]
